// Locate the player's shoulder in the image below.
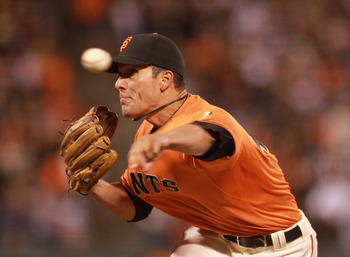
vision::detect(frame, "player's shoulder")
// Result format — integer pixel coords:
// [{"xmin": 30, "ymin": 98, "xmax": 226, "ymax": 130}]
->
[
  {"xmin": 186, "ymin": 95, "xmax": 234, "ymax": 122},
  {"xmin": 180, "ymin": 94, "xmax": 229, "ymax": 118}
]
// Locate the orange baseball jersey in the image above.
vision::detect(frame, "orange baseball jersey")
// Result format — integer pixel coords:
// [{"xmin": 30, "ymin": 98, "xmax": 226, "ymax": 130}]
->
[{"xmin": 121, "ymin": 94, "xmax": 301, "ymax": 237}]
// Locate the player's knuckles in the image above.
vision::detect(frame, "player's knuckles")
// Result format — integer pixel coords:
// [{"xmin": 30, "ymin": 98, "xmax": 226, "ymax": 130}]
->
[
  {"xmin": 144, "ymin": 148, "xmax": 157, "ymax": 160},
  {"xmin": 141, "ymin": 162, "xmax": 154, "ymax": 172},
  {"xmin": 128, "ymin": 152, "xmax": 142, "ymax": 165},
  {"xmin": 129, "ymin": 144, "xmax": 151, "ymax": 158}
]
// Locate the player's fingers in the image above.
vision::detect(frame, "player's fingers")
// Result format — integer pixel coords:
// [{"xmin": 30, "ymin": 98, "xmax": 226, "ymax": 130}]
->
[
  {"xmin": 128, "ymin": 136, "xmax": 162, "ymax": 168},
  {"xmin": 128, "ymin": 148, "xmax": 148, "ymax": 169},
  {"xmin": 128, "ymin": 149, "xmax": 159, "ymax": 171},
  {"xmin": 143, "ymin": 142, "xmax": 162, "ymax": 161},
  {"xmin": 139, "ymin": 162, "xmax": 154, "ymax": 172}
]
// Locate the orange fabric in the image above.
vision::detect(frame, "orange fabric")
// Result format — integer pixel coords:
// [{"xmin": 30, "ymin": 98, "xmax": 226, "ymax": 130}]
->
[{"xmin": 121, "ymin": 94, "xmax": 301, "ymax": 237}]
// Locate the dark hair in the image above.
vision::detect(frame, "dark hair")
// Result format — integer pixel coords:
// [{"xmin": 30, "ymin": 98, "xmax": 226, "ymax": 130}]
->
[{"xmin": 151, "ymin": 66, "xmax": 185, "ymax": 91}]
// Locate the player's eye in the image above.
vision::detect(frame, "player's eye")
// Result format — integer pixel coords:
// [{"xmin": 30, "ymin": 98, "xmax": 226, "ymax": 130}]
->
[
  {"xmin": 119, "ymin": 68, "xmax": 137, "ymax": 78},
  {"xmin": 127, "ymin": 68, "xmax": 137, "ymax": 77}
]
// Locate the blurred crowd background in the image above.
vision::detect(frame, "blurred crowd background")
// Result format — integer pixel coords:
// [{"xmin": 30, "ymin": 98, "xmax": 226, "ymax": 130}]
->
[{"xmin": 1, "ymin": 0, "xmax": 350, "ymax": 256}]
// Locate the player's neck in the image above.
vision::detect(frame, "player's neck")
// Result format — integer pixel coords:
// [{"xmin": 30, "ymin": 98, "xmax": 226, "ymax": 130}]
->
[{"xmin": 146, "ymin": 90, "xmax": 188, "ymax": 127}]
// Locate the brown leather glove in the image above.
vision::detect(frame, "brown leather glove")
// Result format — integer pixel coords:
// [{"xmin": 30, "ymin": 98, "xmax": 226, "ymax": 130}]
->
[{"xmin": 60, "ymin": 105, "xmax": 118, "ymax": 194}]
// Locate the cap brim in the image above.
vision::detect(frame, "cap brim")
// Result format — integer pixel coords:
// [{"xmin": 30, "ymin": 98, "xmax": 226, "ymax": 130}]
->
[{"xmin": 105, "ymin": 56, "xmax": 150, "ymax": 73}]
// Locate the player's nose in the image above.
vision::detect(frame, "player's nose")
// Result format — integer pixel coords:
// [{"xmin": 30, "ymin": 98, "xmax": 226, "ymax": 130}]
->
[{"xmin": 115, "ymin": 77, "xmax": 126, "ymax": 91}]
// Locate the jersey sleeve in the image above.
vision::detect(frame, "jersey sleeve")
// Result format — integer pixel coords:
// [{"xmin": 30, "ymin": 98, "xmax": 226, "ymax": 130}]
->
[
  {"xmin": 191, "ymin": 121, "xmax": 234, "ymax": 161},
  {"xmin": 122, "ymin": 183, "xmax": 154, "ymax": 222}
]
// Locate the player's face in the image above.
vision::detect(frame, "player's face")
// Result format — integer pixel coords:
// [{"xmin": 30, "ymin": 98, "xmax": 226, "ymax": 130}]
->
[{"xmin": 115, "ymin": 64, "xmax": 162, "ymax": 119}]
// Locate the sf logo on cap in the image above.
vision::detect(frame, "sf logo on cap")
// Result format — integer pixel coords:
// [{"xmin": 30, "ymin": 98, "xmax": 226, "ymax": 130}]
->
[{"xmin": 120, "ymin": 36, "xmax": 132, "ymax": 52}]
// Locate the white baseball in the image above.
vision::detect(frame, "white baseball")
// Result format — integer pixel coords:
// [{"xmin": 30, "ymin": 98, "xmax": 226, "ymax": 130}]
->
[{"xmin": 81, "ymin": 48, "xmax": 112, "ymax": 73}]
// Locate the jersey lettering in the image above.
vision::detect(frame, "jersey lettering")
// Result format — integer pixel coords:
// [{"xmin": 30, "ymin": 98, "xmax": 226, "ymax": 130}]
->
[
  {"xmin": 145, "ymin": 174, "xmax": 161, "ymax": 193},
  {"xmin": 162, "ymin": 179, "xmax": 180, "ymax": 192},
  {"xmin": 130, "ymin": 172, "xmax": 180, "ymax": 195},
  {"xmin": 130, "ymin": 172, "xmax": 150, "ymax": 194}
]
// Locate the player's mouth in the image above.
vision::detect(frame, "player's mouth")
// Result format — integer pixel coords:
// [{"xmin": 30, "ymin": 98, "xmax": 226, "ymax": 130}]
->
[{"xmin": 119, "ymin": 95, "xmax": 132, "ymax": 105}]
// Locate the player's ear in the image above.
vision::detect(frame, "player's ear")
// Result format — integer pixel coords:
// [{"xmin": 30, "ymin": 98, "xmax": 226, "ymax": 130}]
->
[{"xmin": 160, "ymin": 70, "xmax": 174, "ymax": 93}]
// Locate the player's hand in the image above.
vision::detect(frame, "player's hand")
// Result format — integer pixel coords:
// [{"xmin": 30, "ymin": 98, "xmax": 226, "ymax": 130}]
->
[{"xmin": 127, "ymin": 134, "xmax": 169, "ymax": 172}]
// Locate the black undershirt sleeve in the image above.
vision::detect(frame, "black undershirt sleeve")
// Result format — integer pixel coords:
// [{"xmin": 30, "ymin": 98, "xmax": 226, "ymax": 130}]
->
[
  {"xmin": 123, "ymin": 184, "xmax": 154, "ymax": 222},
  {"xmin": 191, "ymin": 121, "xmax": 235, "ymax": 161}
]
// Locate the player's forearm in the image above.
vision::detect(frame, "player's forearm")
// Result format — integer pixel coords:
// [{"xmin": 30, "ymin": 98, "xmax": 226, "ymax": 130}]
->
[
  {"xmin": 128, "ymin": 124, "xmax": 215, "ymax": 171},
  {"xmin": 88, "ymin": 180, "xmax": 135, "ymax": 221},
  {"xmin": 162, "ymin": 124, "xmax": 215, "ymax": 156}
]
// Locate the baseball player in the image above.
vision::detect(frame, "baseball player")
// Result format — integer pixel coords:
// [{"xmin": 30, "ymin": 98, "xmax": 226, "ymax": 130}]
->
[{"xmin": 71, "ymin": 33, "xmax": 318, "ymax": 256}]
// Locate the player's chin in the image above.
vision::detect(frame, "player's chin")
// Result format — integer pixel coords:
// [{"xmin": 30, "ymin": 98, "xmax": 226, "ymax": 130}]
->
[
  {"xmin": 121, "ymin": 108, "xmax": 138, "ymax": 119},
  {"xmin": 120, "ymin": 105, "xmax": 130, "ymax": 116}
]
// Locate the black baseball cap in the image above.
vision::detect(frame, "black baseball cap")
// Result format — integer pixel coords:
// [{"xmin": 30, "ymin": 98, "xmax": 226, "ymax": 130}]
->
[{"xmin": 108, "ymin": 33, "xmax": 185, "ymax": 77}]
